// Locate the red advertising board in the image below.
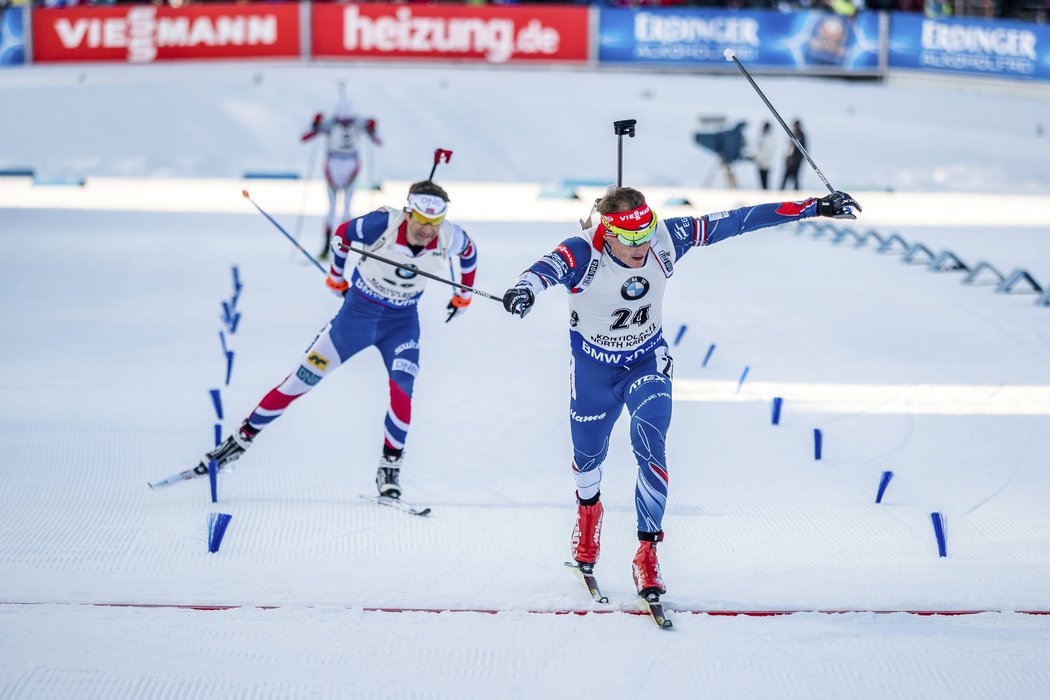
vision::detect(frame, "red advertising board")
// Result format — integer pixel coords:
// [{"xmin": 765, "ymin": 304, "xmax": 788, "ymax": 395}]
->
[
  {"xmin": 312, "ymin": 3, "xmax": 589, "ymax": 64},
  {"xmin": 33, "ymin": 4, "xmax": 300, "ymax": 63}
]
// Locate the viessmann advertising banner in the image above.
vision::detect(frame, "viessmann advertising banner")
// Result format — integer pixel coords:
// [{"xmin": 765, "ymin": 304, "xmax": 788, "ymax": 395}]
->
[
  {"xmin": 32, "ymin": 3, "xmax": 300, "ymax": 63},
  {"xmin": 598, "ymin": 8, "xmax": 881, "ymax": 72},
  {"xmin": 311, "ymin": 3, "xmax": 589, "ymax": 64},
  {"xmin": 888, "ymin": 13, "xmax": 1050, "ymax": 81}
]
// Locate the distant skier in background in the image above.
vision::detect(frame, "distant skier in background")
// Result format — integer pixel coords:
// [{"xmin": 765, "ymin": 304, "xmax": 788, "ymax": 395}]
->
[
  {"xmin": 780, "ymin": 119, "xmax": 806, "ymax": 191},
  {"xmin": 501, "ymin": 185, "xmax": 859, "ymax": 599},
  {"xmin": 302, "ymin": 99, "xmax": 382, "ymax": 260},
  {"xmin": 195, "ymin": 180, "xmax": 477, "ymax": 501},
  {"xmin": 754, "ymin": 121, "xmax": 776, "ymax": 190}
]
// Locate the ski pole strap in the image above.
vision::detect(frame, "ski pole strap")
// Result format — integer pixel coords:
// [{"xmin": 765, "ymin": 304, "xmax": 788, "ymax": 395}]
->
[{"xmin": 341, "ymin": 243, "xmax": 502, "ymax": 302}]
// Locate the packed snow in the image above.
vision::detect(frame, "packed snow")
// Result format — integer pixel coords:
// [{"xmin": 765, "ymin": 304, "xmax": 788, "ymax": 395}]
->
[{"xmin": 1, "ymin": 62, "xmax": 1049, "ymax": 698}]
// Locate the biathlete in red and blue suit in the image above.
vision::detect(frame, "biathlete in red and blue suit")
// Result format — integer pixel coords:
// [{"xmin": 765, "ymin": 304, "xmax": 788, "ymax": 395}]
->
[
  {"xmin": 501, "ymin": 186, "xmax": 859, "ymax": 597},
  {"xmin": 198, "ymin": 180, "xmax": 477, "ymax": 500}
]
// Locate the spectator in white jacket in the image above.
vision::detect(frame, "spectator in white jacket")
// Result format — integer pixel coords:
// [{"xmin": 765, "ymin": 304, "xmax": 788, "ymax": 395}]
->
[{"xmin": 754, "ymin": 121, "xmax": 777, "ymax": 190}]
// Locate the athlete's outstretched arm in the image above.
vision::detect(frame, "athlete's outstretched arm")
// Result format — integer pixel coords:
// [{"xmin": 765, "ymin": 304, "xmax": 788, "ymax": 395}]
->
[
  {"xmin": 666, "ymin": 191, "xmax": 858, "ymax": 260},
  {"xmin": 502, "ymin": 237, "xmax": 594, "ymax": 318}
]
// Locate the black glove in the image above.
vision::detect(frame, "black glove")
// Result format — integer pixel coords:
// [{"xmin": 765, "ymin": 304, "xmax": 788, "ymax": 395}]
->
[
  {"xmin": 817, "ymin": 191, "xmax": 861, "ymax": 220},
  {"xmin": 502, "ymin": 286, "xmax": 535, "ymax": 318}
]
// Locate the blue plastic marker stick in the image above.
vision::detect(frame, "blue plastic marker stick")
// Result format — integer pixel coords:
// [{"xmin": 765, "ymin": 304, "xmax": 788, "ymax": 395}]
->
[
  {"xmin": 221, "ymin": 301, "xmax": 232, "ymax": 324},
  {"xmin": 875, "ymin": 470, "xmax": 894, "ymax": 503},
  {"xmin": 702, "ymin": 343, "xmax": 716, "ymax": 368},
  {"xmin": 771, "ymin": 397, "xmax": 783, "ymax": 425},
  {"xmin": 219, "ymin": 330, "xmax": 228, "ymax": 356},
  {"xmin": 225, "ymin": 351, "xmax": 235, "ymax": 386},
  {"xmin": 209, "ymin": 459, "xmax": 218, "ymax": 504},
  {"xmin": 673, "ymin": 324, "xmax": 687, "ymax": 347},
  {"xmin": 207, "ymin": 512, "xmax": 233, "ymax": 553},
  {"xmin": 736, "ymin": 366, "xmax": 750, "ymax": 393},
  {"xmin": 209, "ymin": 388, "xmax": 223, "ymax": 421},
  {"xmin": 213, "ymin": 423, "xmax": 222, "ymax": 447},
  {"xmin": 230, "ymin": 313, "xmax": 241, "ymax": 334},
  {"xmin": 930, "ymin": 512, "xmax": 947, "ymax": 557},
  {"xmin": 814, "ymin": 428, "xmax": 823, "ymax": 460},
  {"xmin": 232, "ymin": 265, "xmax": 242, "ymax": 293}
]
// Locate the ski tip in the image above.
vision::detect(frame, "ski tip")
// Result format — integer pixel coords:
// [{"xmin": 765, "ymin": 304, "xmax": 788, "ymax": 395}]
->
[{"xmin": 241, "ymin": 189, "xmax": 250, "ymax": 198}]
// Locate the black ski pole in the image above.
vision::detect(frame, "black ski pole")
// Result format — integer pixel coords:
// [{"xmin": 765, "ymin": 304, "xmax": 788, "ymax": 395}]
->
[
  {"xmin": 341, "ymin": 243, "xmax": 502, "ymax": 302},
  {"xmin": 723, "ymin": 49, "xmax": 836, "ymax": 194},
  {"xmin": 613, "ymin": 119, "xmax": 637, "ymax": 188},
  {"xmin": 243, "ymin": 190, "xmax": 327, "ymax": 274},
  {"xmin": 243, "ymin": 191, "xmax": 502, "ymax": 302},
  {"xmin": 428, "ymin": 148, "xmax": 453, "ymax": 181}
]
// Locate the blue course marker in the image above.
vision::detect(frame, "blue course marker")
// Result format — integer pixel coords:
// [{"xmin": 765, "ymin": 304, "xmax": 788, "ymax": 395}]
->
[
  {"xmin": 813, "ymin": 429, "xmax": 823, "ymax": 460},
  {"xmin": 207, "ymin": 512, "xmax": 233, "ymax": 552},
  {"xmin": 930, "ymin": 512, "xmax": 947, "ymax": 557},
  {"xmin": 876, "ymin": 471, "xmax": 894, "ymax": 503},
  {"xmin": 209, "ymin": 389, "xmax": 223, "ymax": 421},
  {"xmin": 232, "ymin": 265, "xmax": 242, "ymax": 294},
  {"xmin": 225, "ymin": 351, "xmax": 235, "ymax": 386},
  {"xmin": 771, "ymin": 397, "xmax": 783, "ymax": 425},
  {"xmin": 213, "ymin": 423, "xmax": 222, "ymax": 447},
  {"xmin": 209, "ymin": 459, "xmax": 219, "ymax": 504},
  {"xmin": 736, "ymin": 366, "xmax": 750, "ymax": 393},
  {"xmin": 219, "ymin": 331, "xmax": 228, "ymax": 357},
  {"xmin": 702, "ymin": 343, "xmax": 716, "ymax": 367},
  {"xmin": 673, "ymin": 324, "xmax": 687, "ymax": 346}
]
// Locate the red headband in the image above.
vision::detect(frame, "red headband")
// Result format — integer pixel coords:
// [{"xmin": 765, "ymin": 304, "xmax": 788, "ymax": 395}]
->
[{"xmin": 601, "ymin": 203, "xmax": 653, "ymax": 231}]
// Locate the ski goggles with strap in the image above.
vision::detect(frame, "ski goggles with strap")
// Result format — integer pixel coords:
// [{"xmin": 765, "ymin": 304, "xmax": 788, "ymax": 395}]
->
[
  {"xmin": 601, "ymin": 203, "xmax": 658, "ymax": 247},
  {"xmin": 406, "ymin": 193, "xmax": 447, "ymax": 227}
]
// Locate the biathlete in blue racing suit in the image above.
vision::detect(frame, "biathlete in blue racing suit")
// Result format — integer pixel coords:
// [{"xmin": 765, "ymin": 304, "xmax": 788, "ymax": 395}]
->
[
  {"xmin": 197, "ymin": 180, "xmax": 477, "ymax": 500},
  {"xmin": 502, "ymin": 186, "xmax": 859, "ymax": 597}
]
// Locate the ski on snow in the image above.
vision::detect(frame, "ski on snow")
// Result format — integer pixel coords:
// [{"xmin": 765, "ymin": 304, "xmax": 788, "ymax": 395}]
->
[
  {"xmin": 563, "ymin": 562, "xmax": 609, "ymax": 604},
  {"xmin": 148, "ymin": 463, "xmax": 210, "ymax": 490},
  {"xmin": 149, "ymin": 469, "xmax": 432, "ymax": 519},
  {"xmin": 360, "ymin": 495, "xmax": 432, "ymax": 517},
  {"xmin": 564, "ymin": 562, "xmax": 673, "ymax": 629},
  {"xmin": 641, "ymin": 592, "xmax": 674, "ymax": 629}
]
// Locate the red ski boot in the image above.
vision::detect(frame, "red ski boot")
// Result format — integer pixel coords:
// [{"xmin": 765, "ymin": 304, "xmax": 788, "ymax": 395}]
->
[
  {"xmin": 570, "ymin": 495, "xmax": 604, "ymax": 566},
  {"xmin": 632, "ymin": 533, "xmax": 666, "ymax": 597}
]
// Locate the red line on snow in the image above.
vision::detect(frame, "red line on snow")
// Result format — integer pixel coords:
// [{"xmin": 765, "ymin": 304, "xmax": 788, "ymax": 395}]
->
[{"xmin": 2, "ymin": 602, "xmax": 1049, "ymax": 616}]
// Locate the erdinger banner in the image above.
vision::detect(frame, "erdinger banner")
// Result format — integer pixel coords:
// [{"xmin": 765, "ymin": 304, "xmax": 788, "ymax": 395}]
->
[
  {"xmin": 599, "ymin": 8, "xmax": 880, "ymax": 71},
  {"xmin": 33, "ymin": 3, "xmax": 300, "ymax": 63},
  {"xmin": 312, "ymin": 3, "xmax": 588, "ymax": 64},
  {"xmin": 889, "ymin": 13, "xmax": 1050, "ymax": 81}
]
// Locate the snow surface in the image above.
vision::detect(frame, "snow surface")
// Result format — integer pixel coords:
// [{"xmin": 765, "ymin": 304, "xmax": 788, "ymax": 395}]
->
[{"xmin": 1, "ymin": 62, "xmax": 1050, "ymax": 698}]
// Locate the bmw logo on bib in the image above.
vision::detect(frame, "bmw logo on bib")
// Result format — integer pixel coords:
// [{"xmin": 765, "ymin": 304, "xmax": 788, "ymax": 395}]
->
[
  {"xmin": 396, "ymin": 266, "xmax": 418, "ymax": 279},
  {"xmin": 621, "ymin": 276, "xmax": 650, "ymax": 301}
]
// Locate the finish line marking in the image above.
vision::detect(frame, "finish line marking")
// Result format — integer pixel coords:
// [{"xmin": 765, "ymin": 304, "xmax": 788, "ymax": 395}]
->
[{"xmin": 3, "ymin": 602, "xmax": 1048, "ymax": 616}]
